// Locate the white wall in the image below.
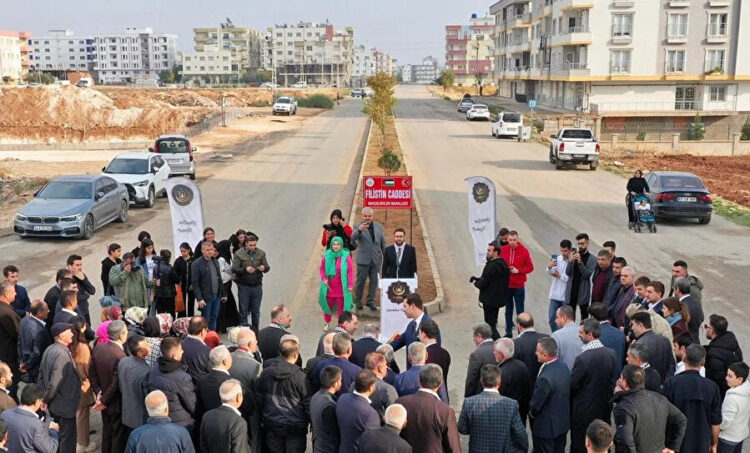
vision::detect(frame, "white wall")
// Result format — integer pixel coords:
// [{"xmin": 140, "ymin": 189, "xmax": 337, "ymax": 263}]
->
[
  {"xmin": 735, "ymin": 81, "xmax": 750, "ymax": 111},
  {"xmin": 589, "ymin": 84, "xmax": 677, "ymax": 110}
]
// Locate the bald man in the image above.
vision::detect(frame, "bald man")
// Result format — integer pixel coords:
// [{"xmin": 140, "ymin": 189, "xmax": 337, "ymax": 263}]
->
[
  {"xmin": 125, "ymin": 391, "xmax": 194, "ymax": 453},
  {"xmin": 229, "ymin": 328, "xmax": 262, "ymax": 452}
]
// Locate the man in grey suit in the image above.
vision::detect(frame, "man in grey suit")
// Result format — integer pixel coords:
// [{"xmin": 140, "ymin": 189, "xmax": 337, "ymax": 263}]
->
[
  {"xmin": 464, "ymin": 323, "xmax": 497, "ymax": 397},
  {"xmin": 0, "ymin": 384, "xmax": 59, "ymax": 453},
  {"xmin": 351, "ymin": 207, "xmax": 386, "ymax": 311},
  {"xmin": 38, "ymin": 322, "xmax": 80, "ymax": 453},
  {"xmin": 229, "ymin": 327, "xmax": 261, "ymax": 450},
  {"xmin": 119, "ymin": 335, "xmax": 151, "ymax": 436}
]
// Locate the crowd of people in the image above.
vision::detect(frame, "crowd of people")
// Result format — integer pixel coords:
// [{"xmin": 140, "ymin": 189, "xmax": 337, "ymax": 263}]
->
[{"xmin": 0, "ymin": 205, "xmax": 747, "ymax": 453}]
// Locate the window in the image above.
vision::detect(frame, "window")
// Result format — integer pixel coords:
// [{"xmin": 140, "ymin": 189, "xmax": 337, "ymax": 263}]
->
[
  {"xmin": 708, "ymin": 13, "xmax": 728, "ymax": 36},
  {"xmin": 709, "ymin": 86, "xmax": 727, "ymax": 101},
  {"xmin": 666, "ymin": 50, "xmax": 686, "ymax": 72},
  {"xmin": 610, "ymin": 50, "xmax": 631, "ymax": 72},
  {"xmin": 705, "ymin": 49, "xmax": 725, "ymax": 72},
  {"xmin": 667, "ymin": 14, "xmax": 688, "ymax": 37},
  {"xmin": 612, "ymin": 14, "xmax": 633, "ymax": 37}
]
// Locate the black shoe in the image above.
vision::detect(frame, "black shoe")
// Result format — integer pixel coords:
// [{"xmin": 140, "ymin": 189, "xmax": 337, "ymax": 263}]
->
[
  {"xmin": 367, "ymin": 304, "xmax": 378, "ymax": 311},
  {"xmin": 356, "ymin": 305, "xmax": 363, "ymax": 311}
]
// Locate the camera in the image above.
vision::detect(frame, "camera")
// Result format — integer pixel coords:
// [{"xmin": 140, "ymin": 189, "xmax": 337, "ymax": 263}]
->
[
  {"xmin": 133, "ymin": 265, "xmax": 142, "ymax": 271},
  {"xmin": 469, "ymin": 276, "xmax": 478, "ymax": 283}
]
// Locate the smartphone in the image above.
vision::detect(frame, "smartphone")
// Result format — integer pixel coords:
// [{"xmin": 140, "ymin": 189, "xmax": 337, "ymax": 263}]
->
[{"xmin": 551, "ymin": 254, "xmax": 558, "ymax": 260}]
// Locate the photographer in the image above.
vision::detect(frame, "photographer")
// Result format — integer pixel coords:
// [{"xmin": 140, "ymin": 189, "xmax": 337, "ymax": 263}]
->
[
  {"xmin": 108, "ymin": 252, "xmax": 155, "ymax": 311},
  {"xmin": 321, "ymin": 209, "xmax": 354, "ymax": 250},
  {"xmin": 470, "ymin": 241, "xmax": 510, "ymax": 340},
  {"xmin": 154, "ymin": 250, "xmax": 180, "ymax": 318}
]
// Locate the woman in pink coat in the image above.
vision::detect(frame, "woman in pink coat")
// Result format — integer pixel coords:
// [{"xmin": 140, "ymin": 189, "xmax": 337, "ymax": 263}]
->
[{"xmin": 319, "ymin": 236, "xmax": 354, "ymax": 331}]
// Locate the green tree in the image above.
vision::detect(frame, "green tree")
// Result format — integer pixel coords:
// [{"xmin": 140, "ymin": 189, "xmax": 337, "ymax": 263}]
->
[
  {"xmin": 25, "ymin": 72, "xmax": 55, "ymax": 84},
  {"xmin": 363, "ymin": 72, "xmax": 397, "ymax": 149},
  {"xmin": 688, "ymin": 114, "xmax": 705, "ymax": 141},
  {"xmin": 741, "ymin": 116, "xmax": 750, "ymax": 141},
  {"xmin": 159, "ymin": 69, "xmax": 175, "ymax": 84},
  {"xmin": 239, "ymin": 71, "xmax": 254, "ymax": 84},
  {"xmin": 377, "ymin": 150, "xmax": 401, "ymax": 175},
  {"xmin": 440, "ymin": 69, "xmax": 455, "ymax": 94}
]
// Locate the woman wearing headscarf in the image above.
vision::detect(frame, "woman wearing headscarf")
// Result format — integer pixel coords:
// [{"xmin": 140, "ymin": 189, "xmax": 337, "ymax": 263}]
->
[
  {"xmin": 170, "ymin": 317, "xmax": 190, "ymax": 339},
  {"xmin": 626, "ymin": 169, "xmax": 650, "ymax": 229},
  {"xmin": 99, "ymin": 305, "xmax": 123, "ymax": 323},
  {"xmin": 321, "ymin": 209, "xmax": 354, "ymax": 250},
  {"xmin": 70, "ymin": 316, "xmax": 96, "ymax": 452},
  {"xmin": 318, "ymin": 236, "xmax": 354, "ymax": 331},
  {"xmin": 154, "ymin": 249, "xmax": 180, "ymax": 318},
  {"xmin": 173, "ymin": 242, "xmax": 195, "ymax": 318},
  {"xmin": 124, "ymin": 306, "xmax": 148, "ymax": 342},
  {"xmin": 96, "ymin": 320, "xmax": 112, "ymax": 345}
]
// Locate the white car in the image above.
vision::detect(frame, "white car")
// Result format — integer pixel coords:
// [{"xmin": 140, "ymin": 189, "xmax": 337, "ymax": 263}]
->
[
  {"xmin": 291, "ymin": 81, "xmax": 307, "ymax": 89},
  {"xmin": 260, "ymin": 82, "xmax": 278, "ymax": 89},
  {"xmin": 272, "ymin": 97, "xmax": 298, "ymax": 115},
  {"xmin": 102, "ymin": 152, "xmax": 170, "ymax": 208},
  {"xmin": 466, "ymin": 104, "xmax": 490, "ymax": 121},
  {"xmin": 492, "ymin": 111, "xmax": 523, "ymax": 138}
]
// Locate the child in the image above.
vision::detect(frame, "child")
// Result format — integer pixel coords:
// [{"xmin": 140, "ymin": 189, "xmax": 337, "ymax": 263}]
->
[{"xmin": 635, "ymin": 199, "xmax": 651, "ymax": 212}]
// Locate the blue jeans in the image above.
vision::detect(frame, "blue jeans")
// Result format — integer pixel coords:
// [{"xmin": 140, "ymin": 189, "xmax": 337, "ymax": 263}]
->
[
  {"xmin": 202, "ymin": 295, "xmax": 221, "ymax": 331},
  {"xmin": 549, "ymin": 299, "xmax": 566, "ymax": 332},
  {"xmin": 504, "ymin": 287, "xmax": 526, "ymax": 337},
  {"xmin": 237, "ymin": 284, "xmax": 263, "ymax": 331}
]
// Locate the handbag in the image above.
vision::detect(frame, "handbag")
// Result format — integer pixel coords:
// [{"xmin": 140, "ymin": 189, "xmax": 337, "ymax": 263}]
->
[{"xmin": 175, "ymin": 284, "xmax": 185, "ymax": 313}]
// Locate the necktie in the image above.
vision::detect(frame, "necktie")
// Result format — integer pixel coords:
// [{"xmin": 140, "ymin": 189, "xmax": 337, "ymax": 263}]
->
[{"xmin": 397, "ymin": 247, "xmax": 402, "ymax": 265}]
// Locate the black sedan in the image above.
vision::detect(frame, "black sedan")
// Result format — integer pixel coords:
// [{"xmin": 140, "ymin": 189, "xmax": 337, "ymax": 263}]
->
[{"xmin": 644, "ymin": 171, "xmax": 713, "ymax": 224}]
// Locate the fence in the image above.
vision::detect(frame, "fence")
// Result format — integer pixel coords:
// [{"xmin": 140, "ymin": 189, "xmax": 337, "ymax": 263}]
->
[{"xmin": 602, "ymin": 132, "xmax": 750, "ymax": 156}]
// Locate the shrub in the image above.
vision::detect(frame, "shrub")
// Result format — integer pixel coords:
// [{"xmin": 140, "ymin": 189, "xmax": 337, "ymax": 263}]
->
[
  {"xmin": 377, "ymin": 150, "xmax": 401, "ymax": 175},
  {"xmin": 637, "ymin": 131, "xmax": 647, "ymax": 141},
  {"xmin": 250, "ymin": 100, "xmax": 270, "ymax": 107},
  {"xmin": 688, "ymin": 114, "xmax": 705, "ymax": 141},
  {"xmin": 741, "ymin": 116, "xmax": 750, "ymax": 141},
  {"xmin": 297, "ymin": 94, "xmax": 334, "ymax": 109}
]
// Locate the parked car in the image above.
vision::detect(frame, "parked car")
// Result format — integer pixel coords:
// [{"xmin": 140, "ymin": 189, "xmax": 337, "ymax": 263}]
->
[
  {"xmin": 492, "ymin": 111, "xmax": 523, "ymax": 138},
  {"xmin": 549, "ymin": 128, "xmax": 600, "ymax": 171},
  {"xmin": 457, "ymin": 98, "xmax": 474, "ymax": 113},
  {"xmin": 260, "ymin": 82, "xmax": 278, "ymax": 89},
  {"xmin": 273, "ymin": 96, "xmax": 298, "ymax": 115},
  {"xmin": 75, "ymin": 78, "xmax": 93, "ymax": 88},
  {"xmin": 14, "ymin": 175, "xmax": 128, "ymax": 240},
  {"xmin": 466, "ymin": 104, "xmax": 491, "ymax": 121},
  {"xmin": 350, "ymin": 88, "xmax": 363, "ymax": 97},
  {"xmin": 149, "ymin": 135, "xmax": 197, "ymax": 180},
  {"xmin": 363, "ymin": 88, "xmax": 374, "ymax": 97},
  {"xmin": 291, "ymin": 81, "xmax": 307, "ymax": 89},
  {"xmin": 645, "ymin": 171, "xmax": 713, "ymax": 224},
  {"xmin": 102, "ymin": 152, "xmax": 170, "ymax": 208}
]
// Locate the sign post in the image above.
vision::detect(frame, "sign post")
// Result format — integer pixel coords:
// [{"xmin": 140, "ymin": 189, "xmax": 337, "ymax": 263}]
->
[{"xmin": 363, "ymin": 175, "xmax": 414, "ymax": 245}]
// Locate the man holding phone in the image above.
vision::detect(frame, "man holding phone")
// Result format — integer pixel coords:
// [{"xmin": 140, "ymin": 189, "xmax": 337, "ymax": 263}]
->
[
  {"xmin": 351, "ymin": 207, "xmax": 387, "ymax": 312},
  {"xmin": 565, "ymin": 233, "xmax": 597, "ymax": 321},
  {"xmin": 499, "ymin": 231, "xmax": 535, "ymax": 338},
  {"xmin": 547, "ymin": 239, "xmax": 572, "ymax": 332}
]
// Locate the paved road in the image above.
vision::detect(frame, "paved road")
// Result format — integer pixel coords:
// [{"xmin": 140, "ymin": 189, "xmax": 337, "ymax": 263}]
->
[{"xmin": 395, "ymin": 84, "xmax": 750, "ymax": 407}]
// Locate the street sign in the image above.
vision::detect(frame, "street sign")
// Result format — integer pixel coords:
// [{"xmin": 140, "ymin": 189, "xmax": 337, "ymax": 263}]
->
[
  {"xmin": 528, "ymin": 99, "xmax": 537, "ymax": 109},
  {"xmin": 363, "ymin": 176, "xmax": 413, "ymax": 209}
]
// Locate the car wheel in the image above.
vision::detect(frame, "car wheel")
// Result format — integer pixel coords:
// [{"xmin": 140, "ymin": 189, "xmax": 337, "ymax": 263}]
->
[
  {"xmin": 160, "ymin": 188, "xmax": 168, "ymax": 198},
  {"xmin": 549, "ymin": 150, "xmax": 556, "ymax": 164},
  {"xmin": 144, "ymin": 186, "xmax": 155, "ymax": 208},
  {"xmin": 555, "ymin": 159, "xmax": 563, "ymax": 170},
  {"xmin": 81, "ymin": 215, "xmax": 94, "ymax": 240},
  {"xmin": 492, "ymin": 130, "xmax": 496, "ymax": 137},
  {"xmin": 589, "ymin": 163, "xmax": 598, "ymax": 171},
  {"xmin": 189, "ymin": 173, "xmax": 196, "ymax": 181},
  {"xmin": 698, "ymin": 216, "xmax": 711, "ymax": 225},
  {"xmin": 116, "ymin": 199, "xmax": 128, "ymax": 223}
]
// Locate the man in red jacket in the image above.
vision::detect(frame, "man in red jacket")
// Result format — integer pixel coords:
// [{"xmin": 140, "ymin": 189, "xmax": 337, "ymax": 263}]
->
[{"xmin": 500, "ymin": 231, "xmax": 534, "ymax": 338}]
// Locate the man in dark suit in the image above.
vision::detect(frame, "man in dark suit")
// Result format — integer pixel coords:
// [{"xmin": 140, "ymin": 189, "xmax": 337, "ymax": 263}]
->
[
  {"xmin": 360, "ymin": 352, "xmax": 399, "ymax": 417},
  {"xmin": 316, "ymin": 311, "xmax": 358, "ymax": 357},
  {"xmin": 197, "ymin": 346, "xmax": 233, "ymax": 413},
  {"xmin": 200, "ymin": 379, "xmax": 251, "ymax": 453},
  {"xmin": 0, "ymin": 384, "xmax": 59, "ymax": 453},
  {"xmin": 381, "ymin": 228, "xmax": 417, "ymax": 279},
  {"xmin": 570, "ymin": 319, "xmax": 617, "ymax": 453},
  {"xmin": 359, "ymin": 403, "xmax": 412, "ymax": 453},
  {"xmin": 673, "ymin": 277, "xmax": 704, "ymax": 342},
  {"xmin": 257, "ymin": 304, "xmax": 302, "ymax": 366},
  {"xmin": 471, "ymin": 241, "xmax": 510, "ymax": 340},
  {"xmin": 493, "ymin": 338, "xmax": 531, "ymax": 424},
  {"xmin": 54, "ymin": 288, "xmax": 95, "ymax": 343},
  {"xmin": 458, "ymin": 364, "xmax": 528, "ymax": 453},
  {"xmin": 3, "ymin": 265, "xmax": 30, "ymax": 318},
  {"xmin": 464, "ymin": 322, "xmax": 496, "ymax": 398},
  {"xmin": 626, "ymin": 343, "xmax": 662, "ymax": 391},
  {"xmin": 396, "ymin": 364, "xmax": 461, "ymax": 453},
  {"xmin": 641, "ymin": 281, "xmax": 665, "ymax": 317},
  {"xmin": 43, "ymin": 269, "xmax": 71, "ymax": 331},
  {"xmin": 393, "ymin": 343, "xmax": 449, "ymax": 403},
  {"xmin": 390, "ymin": 293, "xmax": 440, "ymax": 369},
  {"xmin": 351, "ymin": 207, "xmax": 387, "ymax": 311},
  {"xmin": 307, "ymin": 332, "xmax": 336, "ymax": 393},
  {"xmin": 18, "ymin": 300, "xmax": 51, "ymax": 384},
  {"xmin": 336, "ymin": 369, "xmax": 381, "ymax": 452},
  {"xmin": 530, "ymin": 337, "xmax": 571, "ymax": 453},
  {"xmin": 66, "ymin": 254, "xmax": 96, "ymax": 326},
  {"xmin": 589, "ymin": 303, "xmax": 626, "ymax": 377},
  {"xmin": 513, "ymin": 313, "xmax": 549, "ymax": 393},
  {"xmin": 350, "ymin": 323, "xmax": 381, "ymax": 368},
  {"xmin": 182, "ymin": 316, "xmax": 211, "ymax": 386},
  {"xmin": 119, "ymin": 335, "xmax": 150, "ymax": 436},
  {"xmin": 0, "ymin": 363, "xmax": 16, "ymax": 414},
  {"xmin": 631, "ymin": 312, "xmax": 675, "ymax": 382},
  {"xmin": 90, "ymin": 320, "xmax": 128, "ymax": 453},
  {"xmin": 419, "ymin": 320, "xmax": 450, "ymax": 385},
  {"xmin": 38, "ymin": 322, "xmax": 81, "ymax": 453},
  {"xmin": 0, "ymin": 283, "xmax": 21, "ymax": 397},
  {"xmin": 191, "ymin": 242, "xmax": 226, "ymax": 331},
  {"xmin": 311, "ymin": 333, "xmax": 362, "ymax": 396},
  {"xmin": 310, "ymin": 365, "xmax": 342, "ymax": 453}
]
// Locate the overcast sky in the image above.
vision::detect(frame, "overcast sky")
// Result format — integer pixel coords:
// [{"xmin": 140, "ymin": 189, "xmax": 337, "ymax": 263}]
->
[{"xmin": 4, "ymin": 0, "xmax": 492, "ymax": 65}]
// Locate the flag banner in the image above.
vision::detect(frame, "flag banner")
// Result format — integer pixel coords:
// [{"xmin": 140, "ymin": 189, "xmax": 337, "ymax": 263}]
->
[
  {"xmin": 164, "ymin": 178, "xmax": 205, "ymax": 257},
  {"xmin": 379, "ymin": 278, "xmax": 418, "ymax": 343},
  {"xmin": 465, "ymin": 176, "xmax": 497, "ymax": 266}
]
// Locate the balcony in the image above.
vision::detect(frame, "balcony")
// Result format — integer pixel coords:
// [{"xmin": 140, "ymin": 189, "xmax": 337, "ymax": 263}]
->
[
  {"xmin": 506, "ymin": 13, "xmax": 532, "ymax": 29},
  {"xmin": 551, "ymin": 61, "xmax": 590, "ymax": 78},
  {"xmin": 559, "ymin": 1, "xmax": 594, "ymax": 12},
  {"xmin": 508, "ymin": 40, "xmax": 532, "ymax": 53},
  {"xmin": 591, "ymin": 100, "xmax": 734, "ymax": 115},
  {"xmin": 667, "ymin": 0, "xmax": 690, "ymax": 7},
  {"xmin": 706, "ymin": 33, "xmax": 728, "ymax": 44},
  {"xmin": 549, "ymin": 27, "xmax": 592, "ymax": 47},
  {"xmin": 708, "ymin": 0, "xmax": 730, "ymax": 5},
  {"xmin": 612, "ymin": 0, "xmax": 635, "ymax": 7}
]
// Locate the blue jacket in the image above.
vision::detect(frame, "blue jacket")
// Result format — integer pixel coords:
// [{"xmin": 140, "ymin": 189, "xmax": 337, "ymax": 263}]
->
[
  {"xmin": 12, "ymin": 284, "xmax": 31, "ymax": 318},
  {"xmin": 600, "ymin": 321, "xmax": 627, "ymax": 377},
  {"xmin": 125, "ymin": 416, "xmax": 195, "ymax": 453},
  {"xmin": 0, "ymin": 406, "xmax": 58, "ymax": 453},
  {"xmin": 17, "ymin": 316, "xmax": 51, "ymax": 382},
  {"xmin": 389, "ymin": 312, "xmax": 441, "ymax": 369},
  {"xmin": 530, "ymin": 360, "xmax": 571, "ymax": 439},
  {"xmin": 311, "ymin": 356, "xmax": 362, "ymax": 397},
  {"xmin": 458, "ymin": 391, "xmax": 528, "ymax": 453},
  {"xmin": 393, "ymin": 365, "xmax": 449, "ymax": 403},
  {"xmin": 191, "ymin": 256, "xmax": 224, "ymax": 302},
  {"xmin": 336, "ymin": 392, "xmax": 381, "ymax": 453},
  {"xmin": 144, "ymin": 358, "xmax": 196, "ymax": 429}
]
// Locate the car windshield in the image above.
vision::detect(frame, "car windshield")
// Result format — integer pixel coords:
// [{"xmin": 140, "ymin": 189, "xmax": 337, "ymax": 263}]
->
[
  {"xmin": 561, "ymin": 129, "xmax": 593, "ymax": 139},
  {"xmin": 660, "ymin": 176, "xmax": 706, "ymax": 190},
  {"xmin": 157, "ymin": 139, "xmax": 189, "ymax": 154},
  {"xmin": 473, "ymin": 105, "xmax": 488, "ymax": 110},
  {"xmin": 502, "ymin": 113, "xmax": 521, "ymax": 122},
  {"xmin": 461, "ymin": 100, "xmax": 474, "ymax": 105},
  {"xmin": 37, "ymin": 181, "xmax": 92, "ymax": 199},
  {"xmin": 276, "ymin": 98, "xmax": 291, "ymax": 104},
  {"xmin": 105, "ymin": 158, "xmax": 148, "ymax": 174}
]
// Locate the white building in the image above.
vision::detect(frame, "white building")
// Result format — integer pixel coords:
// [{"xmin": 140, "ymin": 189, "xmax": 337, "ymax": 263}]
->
[
  {"xmin": 352, "ymin": 44, "xmax": 376, "ymax": 86},
  {"xmin": 264, "ymin": 22, "xmax": 354, "ymax": 87},
  {"xmin": 0, "ymin": 30, "xmax": 32, "ymax": 82},
  {"xmin": 181, "ymin": 45, "xmax": 235, "ymax": 84},
  {"xmin": 193, "ymin": 19, "xmax": 263, "ymax": 74},
  {"xmin": 401, "ymin": 64, "xmax": 413, "ymax": 83},
  {"xmin": 29, "ymin": 29, "xmax": 92, "ymax": 74}
]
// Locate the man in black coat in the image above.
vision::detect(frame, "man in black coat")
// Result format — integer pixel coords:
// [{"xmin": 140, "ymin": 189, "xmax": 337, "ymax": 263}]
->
[
  {"xmin": 191, "ymin": 243, "xmax": 225, "ymax": 331},
  {"xmin": 315, "ymin": 311, "xmax": 357, "ymax": 357},
  {"xmin": 529, "ymin": 337, "xmax": 571, "ymax": 453},
  {"xmin": 350, "ymin": 323, "xmax": 381, "ymax": 368},
  {"xmin": 673, "ymin": 275, "xmax": 704, "ymax": 342},
  {"xmin": 381, "ymin": 228, "xmax": 417, "ymax": 279},
  {"xmin": 200, "ymin": 379, "xmax": 251, "ymax": 453},
  {"xmin": 494, "ymin": 337, "xmax": 531, "ymax": 424},
  {"xmin": 257, "ymin": 304, "xmax": 302, "ymax": 367},
  {"xmin": 419, "ymin": 320, "xmax": 451, "ymax": 386},
  {"xmin": 631, "ymin": 312, "xmax": 675, "ymax": 382},
  {"xmin": 704, "ymin": 314, "xmax": 744, "ymax": 399},
  {"xmin": 471, "ymin": 241, "xmax": 510, "ymax": 340},
  {"xmin": 0, "ymin": 283, "xmax": 21, "ymax": 395},
  {"xmin": 513, "ymin": 313, "xmax": 549, "ymax": 393},
  {"xmin": 197, "ymin": 346, "xmax": 233, "ymax": 414},
  {"xmin": 359, "ymin": 403, "xmax": 412, "ymax": 453},
  {"xmin": 66, "ymin": 254, "xmax": 96, "ymax": 326},
  {"xmin": 569, "ymin": 319, "xmax": 617, "ymax": 453},
  {"xmin": 464, "ymin": 323, "xmax": 496, "ymax": 398},
  {"xmin": 182, "ymin": 316, "xmax": 211, "ymax": 385},
  {"xmin": 43, "ymin": 269, "xmax": 71, "ymax": 331},
  {"xmin": 626, "ymin": 342, "xmax": 662, "ymax": 392},
  {"xmin": 18, "ymin": 300, "xmax": 51, "ymax": 384}
]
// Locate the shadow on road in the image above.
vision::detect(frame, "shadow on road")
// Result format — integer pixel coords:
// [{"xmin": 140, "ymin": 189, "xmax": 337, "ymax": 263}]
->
[{"xmin": 481, "ymin": 159, "xmax": 553, "ymax": 171}]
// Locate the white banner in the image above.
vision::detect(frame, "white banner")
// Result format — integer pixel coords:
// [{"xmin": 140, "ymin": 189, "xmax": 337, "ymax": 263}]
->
[
  {"xmin": 164, "ymin": 178, "xmax": 205, "ymax": 256},
  {"xmin": 379, "ymin": 278, "xmax": 418, "ymax": 343},
  {"xmin": 465, "ymin": 176, "xmax": 497, "ymax": 266}
]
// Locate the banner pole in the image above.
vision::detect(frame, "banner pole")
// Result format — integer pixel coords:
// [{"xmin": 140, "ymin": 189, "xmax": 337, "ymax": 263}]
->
[{"xmin": 409, "ymin": 207, "xmax": 413, "ymax": 245}]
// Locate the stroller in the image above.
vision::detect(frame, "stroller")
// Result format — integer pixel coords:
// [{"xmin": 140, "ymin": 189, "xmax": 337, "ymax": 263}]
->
[{"xmin": 631, "ymin": 193, "xmax": 656, "ymax": 233}]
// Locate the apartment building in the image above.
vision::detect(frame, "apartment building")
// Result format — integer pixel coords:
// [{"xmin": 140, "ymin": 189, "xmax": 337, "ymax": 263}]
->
[
  {"xmin": 30, "ymin": 29, "xmax": 94, "ymax": 76},
  {"xmin": 401, "ymin": 64, "xmax": 413, "ymax": 83},
  {"xmin": 445, "ymin": 14, "xmax": 495, "ymax": 86},
  {"xmin": 414, "ymin": 56, "xmax": 439, "ymax": 84},
  {"xmin": 264, "ymin": 22, "xmax": 354, "ymax": 87},
  {"xmin": 352, "ymin": 44, "xmax": 376, "ymax": 86},
  {"xmin": 0, "ymin": 30, "xmax": 32, "ymax": 82},
  {"xmin": 193, "ymin": 19, "xmax": 263, "ymax": 75},
  {"xmin": 490, "ymin": 0, "xmax": 750, "ymax": 117},
  {"xmin": 181, "ymin": 45, "xmax": 235, "ymax": 83}
]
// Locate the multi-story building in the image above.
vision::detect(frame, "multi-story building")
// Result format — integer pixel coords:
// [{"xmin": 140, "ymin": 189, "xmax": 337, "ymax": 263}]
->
[
  {"xmin": 29, "ymin": 29, "xmax": 94, "ymax": 76},
  {"xmin": 264, "ymin": 22, "xmax": 354, "ymax": 87},
  {"xmin": 352, "ymin": 44, "xmax": 377, "ymax": 86},
  {"xmin": 0, "ymin": 30, "xmax": 32, "ymax": 82},
  {"xmin": 193, "ymin": 19, "xmax": 263, "ymax": 74},
  {"xmin": 181, "ymin": 45, "xmax": 235, "ymax": 83},
  {"xmin": 413, "ymin": 56, "xmax": 439, "ymax": 84},
  {"xmin": 445, "ymin": 14, "xmax": 495, "ymax": 86},
  {"xmin": 401, "ymin": 64, "xmax": 413, "ymax": 83},
  {"xmin": 490, "ymin": 0, "xmax": 750, "ymax": 116}
]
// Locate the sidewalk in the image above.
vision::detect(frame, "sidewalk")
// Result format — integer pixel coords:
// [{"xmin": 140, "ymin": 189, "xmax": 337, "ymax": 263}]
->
[{"xmin": 474, "ymin": 95, "xmax": 567, "ymax": 116}]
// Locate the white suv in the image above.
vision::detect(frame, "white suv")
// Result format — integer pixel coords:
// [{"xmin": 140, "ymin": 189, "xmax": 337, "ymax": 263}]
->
[
  {"xmin": 102, "ymin": 152, "xmax": 170, "ymax": 208},
  {"xmin": 466, "ymin": 104, "xmax": 491, "ymax": 121},
  {"xmin": 273, "ymin": 97, "xmax": 298, "ymax": 115},
  {"xmin": 492, "ymin": 111, "xmax": 523, "ymax": 138}
]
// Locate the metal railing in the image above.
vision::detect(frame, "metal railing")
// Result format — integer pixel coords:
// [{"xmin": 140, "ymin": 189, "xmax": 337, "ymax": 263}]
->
[
  {"xmin": 592, "ymin": 101, "xmax": 712, "ymax": 112},
  {"xmin": 562, "ymin": 61, "xmax": 589, "ymax": 70},
  {"xmin": 566, "ymin": 26, "xmax": 590, "ymax": 33}
]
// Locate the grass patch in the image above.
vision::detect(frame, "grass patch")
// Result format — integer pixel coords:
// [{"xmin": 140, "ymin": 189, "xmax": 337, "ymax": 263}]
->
[
  {"xmin": 712, "ymin": 198, "xmax": 750, "ymax": 227},
  {"xmin": 297, "ymin": 94, "xmax": 334, "ymax": 109}
]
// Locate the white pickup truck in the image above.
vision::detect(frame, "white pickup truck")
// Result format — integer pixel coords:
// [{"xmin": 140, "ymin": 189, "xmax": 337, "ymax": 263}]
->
[{"xmin": 549, "ymin": 128, "xmax": 600, "ymax": 171}]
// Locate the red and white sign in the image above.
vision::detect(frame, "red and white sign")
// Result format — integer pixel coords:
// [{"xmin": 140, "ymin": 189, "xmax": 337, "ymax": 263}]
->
[{"xmin": 363, "ymin": 176, "xmax": 412, "ymax": 209}]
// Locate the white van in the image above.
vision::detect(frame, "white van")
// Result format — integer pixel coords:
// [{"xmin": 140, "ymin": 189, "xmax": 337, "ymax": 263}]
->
[{"xmin": 491, "ymin": 111, "xmax": 524, "ymax": 138}]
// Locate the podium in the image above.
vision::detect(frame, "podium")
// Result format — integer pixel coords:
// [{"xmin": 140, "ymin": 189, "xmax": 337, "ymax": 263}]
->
[{"xmin": 379, "ymin": 278, "xmax": 418, "ymax": 343}]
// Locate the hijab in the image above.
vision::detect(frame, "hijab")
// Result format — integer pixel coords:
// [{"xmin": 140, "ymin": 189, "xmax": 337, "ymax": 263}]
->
[
  {"xmin": 319, "ymin": 237, "xmax": 353, "ymax": 314},
  {"xmin": 96, "ymin": 321, "xmax": 112, "ymax": 344},
  {"xmin": 124, "ymin": 307, "xmax": 147, "ymax": 326}
]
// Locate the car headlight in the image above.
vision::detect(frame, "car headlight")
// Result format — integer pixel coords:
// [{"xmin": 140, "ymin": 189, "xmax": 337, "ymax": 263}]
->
[
  {"xmin": 60, "ymin": 214, "xmax": 82, "ymax": 222},
  {"xmin": 15, "ymin": 214, "xmax": 27, "ymax": 221},
  {"xmin": 133, "ymin": 180, "xmax": 149, "ymax": 187}
]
